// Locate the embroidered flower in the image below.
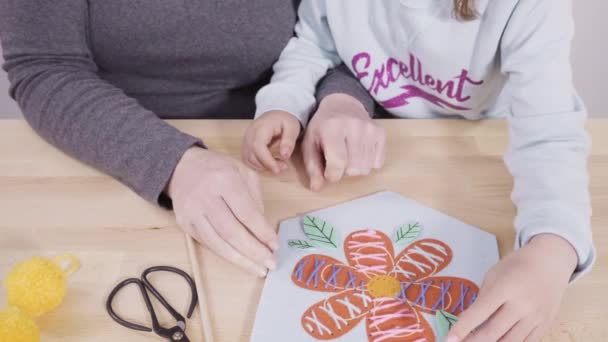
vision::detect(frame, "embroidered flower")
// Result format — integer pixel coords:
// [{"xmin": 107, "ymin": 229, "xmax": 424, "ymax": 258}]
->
[{"xmin": 291, "ymin": 229, "xmax": 479, "ymax": 342}]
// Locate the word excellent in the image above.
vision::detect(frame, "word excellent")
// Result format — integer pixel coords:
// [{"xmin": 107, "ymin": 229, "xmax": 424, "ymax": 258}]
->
[{"xmin": 351, "ymin": 52, "xmax": 484, "ymax": 104}]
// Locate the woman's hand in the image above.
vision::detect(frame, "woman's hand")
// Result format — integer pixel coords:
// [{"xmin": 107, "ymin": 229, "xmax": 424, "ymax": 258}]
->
[
  {"xmin": 242, "ymin": 111, "xmax": 302, "ymax": 174},
  {"xmin": 448, "ymin": 234, "xmax": 578, "ymax": 342},
  {"xmin": 167, "ymin": 147, "xmax": 279, "ymax": 277},
  {"xmin": 302, "ymin": 93, "xmax": 386, "ymax": 191}
]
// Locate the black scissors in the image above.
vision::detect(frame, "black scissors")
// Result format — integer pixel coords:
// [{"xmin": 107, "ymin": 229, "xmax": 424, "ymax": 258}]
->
[{"xmin": 106, "ymin": 266, "xmax": 199, "ymax": 341}]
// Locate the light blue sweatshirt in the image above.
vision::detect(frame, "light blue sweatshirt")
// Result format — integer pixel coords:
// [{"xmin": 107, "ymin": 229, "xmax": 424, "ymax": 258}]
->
[{"xmin": 255, "ymin": 0, "xmax": 594, "ymax": 278}]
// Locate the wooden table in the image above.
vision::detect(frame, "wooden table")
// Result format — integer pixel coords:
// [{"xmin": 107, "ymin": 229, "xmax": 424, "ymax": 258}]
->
[{"xmin": 0, "ymin": 119, "xmax": 606, "ymax": 341}]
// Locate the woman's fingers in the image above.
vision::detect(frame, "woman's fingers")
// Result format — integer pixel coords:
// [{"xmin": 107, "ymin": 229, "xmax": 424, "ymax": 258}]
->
[
  {"xmin": 170, "ymin": 148, "xmax": 278, "ymax": 277},
  {"xmin": 321, "ymin": 132, "xmax": 347, "ymax": 182},
  {"xmin": 205, "ymin": 198, "xmax": 277, "ymax": 271},
  {"xmin": 346, "ymin": 122, "xmax": 382, "ymax": 175},
  {"xmin": 302, "ymin": 137, "xmax": 325, "ymax": 191},
  {"xmin": 449, "ymin": 289, "xmax": 504, "ymax": 341},
  {"xmin": 464, "ymin": 304, "xmax": 520, "ymax": 342},
  {"xmin": 239, "ymin": 166, "xmax": 265, "ymax": 212},
  {"xmin": 523, "ymin": 325, "xmax": 546, "ymax": 342},
  {"xmin": 190, "ymin": 217, "xmax": 268, "ymax": 277},
  {"xmin": 323, "ymin": 120, "xmax": 385, "ymax": 178},
  {"xmin": 222, "ymin": 178, "xmax": 278, "ymax": 251},
  {"xmin": 345, "ymin": 128, "xmax": 368, "ymax": 176},
  {"xmin": 373, "ymin": 125, "xmax": 387, "ymax": 169}
]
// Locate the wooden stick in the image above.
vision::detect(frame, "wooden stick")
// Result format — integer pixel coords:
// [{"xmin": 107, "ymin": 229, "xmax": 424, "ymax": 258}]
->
[{"xmin": 186, "ymin": 234, "xmax": 215, "ymax": 342}]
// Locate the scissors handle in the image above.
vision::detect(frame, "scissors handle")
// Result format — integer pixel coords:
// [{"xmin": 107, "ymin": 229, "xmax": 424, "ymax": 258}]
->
[
  {"xmin": 106, "ymin": 278, "xmax": 154, "ymax": 332},
  {"xmin": 105, "ymin": 266, "xmax": 198, "ymax": 340},
  {"xmin": 141, "ymin": 265, "xmax": 199, "ymax": 321}
]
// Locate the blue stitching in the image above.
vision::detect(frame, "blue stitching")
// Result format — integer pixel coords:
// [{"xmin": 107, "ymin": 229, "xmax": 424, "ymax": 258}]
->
[
  {"xmin": 451, "ymin": 282, "xmax": 470, "ymax": 314},
  {"xmin": 345, "ymin": 270, "xmax": 356, "ymax": 289},
  {"xmin": 306, "ymin": 258, "xmax": 327, "ymax": 288},
  {"xmin": 294, "ymin": 258, "xmax": 309, "ymax": 283},
  {"xmin": 431, "ymin": 280, "xmax": 453, "ymax": 311},
  {"xmin": 413, "ymin": 280, "xmax": 433, "ymax": 308},
  {"xmin": 324, "ymin": 264, "xmax": 343, "ymax": 289},
  {"xmin": 398, "ymin": 281, "xmax": 415, "ymax": 303}
]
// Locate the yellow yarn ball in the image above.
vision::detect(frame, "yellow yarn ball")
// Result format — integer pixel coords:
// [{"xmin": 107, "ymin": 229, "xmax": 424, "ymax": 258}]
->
[
  {"xmin": 0, "ymin": 307, "xmax": 40, "ymax": 342},
  {"xmin": 4, "ymin": 257, "xmax": 67, "ymax": 317}
]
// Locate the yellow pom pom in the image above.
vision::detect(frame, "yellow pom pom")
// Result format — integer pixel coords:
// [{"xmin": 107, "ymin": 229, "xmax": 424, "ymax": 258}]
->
[
  {"xmin": 4, "ymin": 257, "xmax": 68, "ymax": 317},
  {"xmin": 0, "ymin": 307, "xmax": 40, "ymax": 342}
]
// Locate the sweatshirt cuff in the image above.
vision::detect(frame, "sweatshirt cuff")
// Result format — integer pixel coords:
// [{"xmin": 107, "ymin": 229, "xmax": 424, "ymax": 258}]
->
[
  {"xmin": 515, "ymin": 212, "xmax": 595, "ymax": 282},
  {"xmin": 136, "ymin": 130, "xmax": 204, "ymax": 209},
  {"xmin": 316, "ymin": 64, "xmax": 376, "ymax": 117},
  {"xmin": 255, "ymin": 85, "xmax": 316, "ymax": 127}
]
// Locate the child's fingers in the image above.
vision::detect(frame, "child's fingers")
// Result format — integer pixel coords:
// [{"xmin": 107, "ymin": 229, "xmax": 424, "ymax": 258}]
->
[
  {"xmin": 251, "ymin": 125, "xmax": 281, "ymax": 173},
  {"xmin": 279, "ymin": 120, "xmax": 300, "ymax": 160},
  {"xmin": 245, "ymin": 151, "xmax": 264, "ymax": 171},
  {"xmin": 302, "ymin": 139, "xmax": 325, "ymax": 191},
  {"xmin": 254, "ymin": 142, "xmax": 281, "ymax": 173},
  {"xmin": 243, "ymin": 124, "xmax": 277, "ymax": 173},
  {"xmin": 448, "ymin": 290, "xmax": 503, "ymax": 341},
  {"xmin": 277, "ymin": 160, "xmax": 289, "ymax": 171}
]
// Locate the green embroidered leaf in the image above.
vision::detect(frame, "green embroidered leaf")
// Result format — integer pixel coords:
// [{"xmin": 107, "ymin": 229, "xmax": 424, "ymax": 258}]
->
[
  {"xmin": 287, "ymin": 239, "xmax": 316, "ymax": 250},
  {"xmin": 435, "ymin": 310, "xmax": 459, "ymax": 338},
  {"xmin": 393, "ymin": 221, "xmax": 423, "ymax": 245},
  {"xmin": 302, "ymin": 216, "xmax": 339, "ymax": 249}
]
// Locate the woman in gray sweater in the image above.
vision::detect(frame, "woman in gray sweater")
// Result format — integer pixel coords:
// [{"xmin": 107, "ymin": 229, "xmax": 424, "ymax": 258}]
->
[{"xmin": 0, "ymin": 0, "xmax": 373, "ymax": 276}]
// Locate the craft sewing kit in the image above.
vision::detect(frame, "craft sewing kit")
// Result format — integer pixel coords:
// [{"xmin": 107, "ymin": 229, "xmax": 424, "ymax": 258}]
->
[{"xmin": 251, "ymin": 191, "xmax": 498, "ymax": 342}]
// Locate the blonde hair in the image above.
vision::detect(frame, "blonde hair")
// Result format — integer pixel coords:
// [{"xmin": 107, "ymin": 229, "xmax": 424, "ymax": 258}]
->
[{"xmin": 454, "ymin": 0, "xmax": 477, "ymax": 21}]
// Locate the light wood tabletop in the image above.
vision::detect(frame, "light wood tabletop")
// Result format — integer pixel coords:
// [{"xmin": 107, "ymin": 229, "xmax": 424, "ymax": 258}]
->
[{"xmin": 0, "ymin": 119, "xmax": 606, "ymax": 342}]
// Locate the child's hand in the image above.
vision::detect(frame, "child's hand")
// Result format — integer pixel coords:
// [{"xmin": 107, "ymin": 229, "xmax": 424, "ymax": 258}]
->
[
  {"xmin": 302, "ymin": 94, "xmax": 386, "ymax": 191},
  {"xmin": 242, "ymin": 111, "xmax": 301, "ymax": 173},
  {"xmin": 448, "ymin": 234, "xmax": 578, "ymax": 342}
]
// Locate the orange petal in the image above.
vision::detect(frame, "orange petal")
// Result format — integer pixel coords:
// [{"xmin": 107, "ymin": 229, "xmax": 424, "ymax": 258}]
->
[
  {"xmin": 366, "ymin": 298, "xmax": 435, "ymax": 342},
  {"xmin": 344, "ymin": 229, "xmax": 395, "ymax": 277},
  {"xmin": 399, "ymin": 276, "xmax": 480, "ymax": 315},
  {"xmin": 391, "ymin": 239, "xmax": 452, "ymax": 282},
  {"xmin": 292, "ymin": 254, "xmax": 368, "ymax": 292},
  {"xmin": 301, "ymin": 289, "xmax": 373, "ymax": 340}
]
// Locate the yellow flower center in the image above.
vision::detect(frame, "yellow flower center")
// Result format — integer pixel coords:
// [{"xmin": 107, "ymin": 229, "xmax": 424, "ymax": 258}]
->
[{"xmin": 367, "ymin": 274, "xmax": 401, "ymax": 299}]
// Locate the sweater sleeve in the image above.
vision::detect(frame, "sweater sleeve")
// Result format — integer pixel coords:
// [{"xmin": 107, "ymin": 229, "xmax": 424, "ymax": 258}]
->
[
  {"xmin": 500, "ymin": 0, "xmax": 594, "ymax": 280},
  {"xmin": 316, "ymin": 64, "xmax": 376, "ymax": 117},
  {"xmin": 255, "ymin": 0, "xmax": 342, "ymax": 126},
  {"xmin": 0, "ymin": 0, "xmax": 202, "ymax": 207}
]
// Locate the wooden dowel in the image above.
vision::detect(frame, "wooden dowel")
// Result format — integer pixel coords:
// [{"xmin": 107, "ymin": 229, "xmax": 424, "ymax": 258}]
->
[{"xmin": 186, "ymin": 234, "xmax": 215, "ymax": 342}]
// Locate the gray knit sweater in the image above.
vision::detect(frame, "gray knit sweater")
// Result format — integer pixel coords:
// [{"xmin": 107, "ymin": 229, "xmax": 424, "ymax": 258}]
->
[{"xmin": 0, "ymin": 0, "xmax": 374, "ymax": 206}]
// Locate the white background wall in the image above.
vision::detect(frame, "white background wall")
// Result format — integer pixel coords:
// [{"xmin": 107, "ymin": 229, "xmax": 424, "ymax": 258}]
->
[
  {"xmin": 571, "ymin": 1, "xmax": 607, "ymax": 117},
  {"xmin": 1, "ymin": 1, "xmax": 607, "ymax": 118}
]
